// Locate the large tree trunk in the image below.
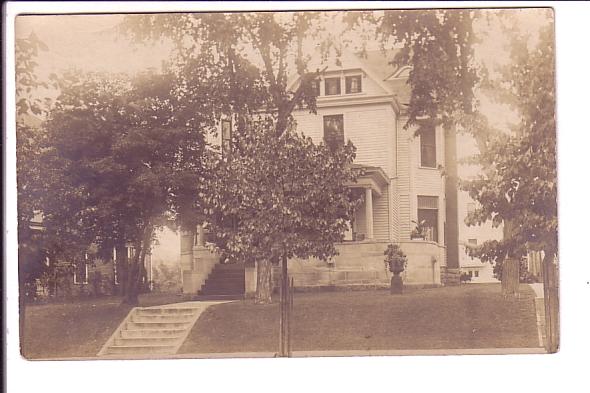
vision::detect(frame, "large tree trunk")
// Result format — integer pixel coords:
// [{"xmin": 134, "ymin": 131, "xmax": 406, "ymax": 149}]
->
[
  {"xmin": 115, "ymin": 244, "xmax": 128, "ymax": 296},
  {"xmin": 122, "ymin": 245, "xmax": 142, "ymax": 306},
  {"xmin": 444, "ymin": 124, "xmax": 460, "ymax": 272},
  {"xmin": 501, "ymin": 257, "xmax": 520, "ymax": 297},
  {"xmin": 501, "ymin": 220, "xmax": 520, "ymax": 297},
  {"xmin": 255, "ymin": 257, "xmax": 273, "ymax": 304},
  {"xmin": 122, "ymin": 225, "xmax": 153, "ymax": 305},
  {"xmin": 542, "ymin": 246, "xmax": 559, "ymax": 353}
]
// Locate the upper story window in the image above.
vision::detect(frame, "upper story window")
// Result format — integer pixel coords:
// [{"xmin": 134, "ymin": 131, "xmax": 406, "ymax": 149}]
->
[
  {"xmin": 420, "ymin": 126, "xmax": 436, "ymax": 168},
  {"xmin": 468, "ymin": 238, "xmax": 478, "ymax": 246},
  {"xmin": 221, "ymin": 119, "xmax": 232, "ymax": 156},
  {"xmin": 323, "ymin": 114, "xmax": 344, "ymax": 150},
  {"xmin": 310, "ymin": 79, "xmax": 321, "ymax": 97},
  {"xmin": 325, "ymin": 77, "xmax": 341, "ymax": 96},
  {"xmin": 467, "ymin": 203, "xmax": 476, "ymax": 213},
  {"xmin": 345, "ymin": 75, "xmax": 362, "ymax": 94}
]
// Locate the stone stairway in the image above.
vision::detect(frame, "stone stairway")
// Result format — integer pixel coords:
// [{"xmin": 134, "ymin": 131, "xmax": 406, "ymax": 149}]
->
[
  {"xmin": 197, "ymin": 263, "xmax": 245, "ymax": 299},
  {"xmin": 97, "ymin": 301, "xmax": 223, "ymax": 358}
]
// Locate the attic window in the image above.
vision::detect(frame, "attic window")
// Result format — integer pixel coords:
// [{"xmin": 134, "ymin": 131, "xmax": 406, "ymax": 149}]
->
[
  {"xmin": 325, "ymin": 77, "xmax": 341, "ymax": 96},
  {"xmin": 345, "ymin": 75, "xmax": 362, "ymax": 94}
]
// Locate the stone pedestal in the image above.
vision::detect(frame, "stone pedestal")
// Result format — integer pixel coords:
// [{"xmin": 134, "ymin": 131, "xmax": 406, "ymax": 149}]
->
[{"xmin": 390, "ymin": 275, "xmax": 403, "ymax": 294}]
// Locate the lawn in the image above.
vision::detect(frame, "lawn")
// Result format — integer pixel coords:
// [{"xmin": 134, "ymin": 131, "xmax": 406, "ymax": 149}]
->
[
  {"xmin": 21, "ymin": 292, "xmax": 191, "ymax": 359},
  {"xmin": 178, "ymin": 283, "xmax": 540, "ymax": 354}
]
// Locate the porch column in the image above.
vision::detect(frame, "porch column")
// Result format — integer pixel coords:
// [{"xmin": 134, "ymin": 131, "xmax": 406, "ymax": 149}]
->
[
  {"xmin": 180, "ymin": 229, "xmax": 194, "ymax": 271},
  {"xmin": 365, "ymin": 187, "xmax": 374, "ymax": 240},
  {"xmin": 196, "ymin": 224, "xmax": 205, "ymax": 248}
]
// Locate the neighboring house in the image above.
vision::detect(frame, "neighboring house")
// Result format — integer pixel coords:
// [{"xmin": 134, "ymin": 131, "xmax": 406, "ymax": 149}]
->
[
  {"xmin": 457, "ymin": 153, "xmax": 502, "ymax": 283},
  {"xmin": 181, "ymin": 50, "xmax": 457, "ymax": 295},
  {"xmin": 456, "ymin": 131, "xmax": 503, "ymax": 284}
]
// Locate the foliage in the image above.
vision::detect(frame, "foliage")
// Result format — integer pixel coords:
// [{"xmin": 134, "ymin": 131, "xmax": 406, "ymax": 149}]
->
[
  {"xmin": 205, "ymin": 118, "xmax": 360, "ymax": 269},
  {"xmin": 384, "ymin": 244, "xmax": 408, "ymax": 275},
  {"xmin": 152, "ymin": 262, "xmax": 181, "ymax": 292},
  {"xmin": 37, "ymin": 69, "xmax": 214, "ymax": 304},
  {"xmin": 121, "ymin": 12, "xmax": 325, "ymax": 134},
  {"xmin": 15, "ymin": 31, "xmax": 51, "ymax": 117},
  {"xmin": 347, "ymin": 9, "xmax": 477, "ymax": 135},
  {"xmin": 461, "ymin": 17, "xmax": 557, "ymax": 267},
  {"xmin": 16, "ymin": 32, "xmax": 57, "ymax": 291},
  {"xmin": 410, "ymin": 219, "xmax": 427, "ymax": 240},
  {"xmin": 121, "ymin": 12, "xmax": 348, "ymax": 303}
]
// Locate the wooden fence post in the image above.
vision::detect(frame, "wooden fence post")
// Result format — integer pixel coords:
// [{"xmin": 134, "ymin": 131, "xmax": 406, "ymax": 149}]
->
[{"xmin": 543, "ymin": 253, "xmax": 559, "ymax": 353}]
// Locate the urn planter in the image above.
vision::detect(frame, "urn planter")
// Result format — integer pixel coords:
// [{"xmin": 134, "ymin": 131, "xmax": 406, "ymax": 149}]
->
[{"xmin": 384, "ymin": 244, "xmax": 407, "ymax": 295}]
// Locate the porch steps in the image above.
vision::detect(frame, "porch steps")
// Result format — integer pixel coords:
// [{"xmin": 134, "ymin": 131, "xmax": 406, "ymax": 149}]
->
[
  {"xmin": 198, "ymin": 263, "xmax": 245, "ymax": 299},
  {"xmin": 97, "ymin": 301, "xmax": 225, "ymax": 358}
]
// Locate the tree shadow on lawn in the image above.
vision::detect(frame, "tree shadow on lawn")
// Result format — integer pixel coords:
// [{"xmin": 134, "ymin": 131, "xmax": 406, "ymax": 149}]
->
[
  {"xmin": 179, "ymin": 283, "xmax": 540, "ymax": 355},
  {"xmin": 21, "ymin": 292, "xmax": 191, "ymax": 359}
]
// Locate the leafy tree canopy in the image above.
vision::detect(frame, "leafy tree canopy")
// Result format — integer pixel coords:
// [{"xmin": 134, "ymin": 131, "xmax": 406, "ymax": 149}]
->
[{"xmin": 461, "ymin": 17, "xmax": 557, "ymax": 263}]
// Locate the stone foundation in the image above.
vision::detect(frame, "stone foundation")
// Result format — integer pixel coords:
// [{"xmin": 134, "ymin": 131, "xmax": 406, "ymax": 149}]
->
[
  {"xmin": 440, "ymin": 267, "xmax": 461, "ymax": 286},
  {"xmin": 265, "ymin": 241, "xmax": 446, "ymax": 291}
]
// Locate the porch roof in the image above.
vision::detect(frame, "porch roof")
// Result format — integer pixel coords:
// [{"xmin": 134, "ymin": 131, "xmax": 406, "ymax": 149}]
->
[{"xmin": 347, "ymin": 164, "xmax": 389, "ymax": 196}]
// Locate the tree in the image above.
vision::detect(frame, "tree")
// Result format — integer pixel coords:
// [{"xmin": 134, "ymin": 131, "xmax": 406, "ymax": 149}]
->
[
  {"xmin": 39, "ymin": 68, "xmax": 214, "ymax": 305},
  {"xmin": 206, "ymin": 119, "xmax": 359, "ymax": 304},
  {"xmin": 121, "ymin": 12, "xmax": 345, "ymax": 305},
  {"xmin": 461, "ymin": 16, "xmax": 557, "ymax": 351},
  {"xmin": 350, "ymin": 9, "xmax": 479, "ymax": 276},
  {"xmin": 15, "ymin": 31, "xmax": 53, "ymax": 350}
]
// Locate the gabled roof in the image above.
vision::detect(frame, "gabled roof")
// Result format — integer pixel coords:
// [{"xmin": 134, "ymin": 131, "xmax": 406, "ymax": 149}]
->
[
  {"xmin": 288, "ymin": 48, "xmax": 411, "ymax": 108},
  {"xmin": 357, "ymin": 49, "xmax": 412, "ymax": 106}
]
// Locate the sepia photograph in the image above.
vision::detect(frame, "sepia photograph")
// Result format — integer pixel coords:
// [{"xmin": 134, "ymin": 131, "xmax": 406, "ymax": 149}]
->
[{"xmin": 10, "ymin": 4, "xmax": 560, "ymax": 368}]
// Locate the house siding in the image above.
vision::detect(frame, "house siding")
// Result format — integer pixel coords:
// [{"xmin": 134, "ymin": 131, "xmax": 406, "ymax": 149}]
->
[
  {"xmin": 293, "ymin": 103, "xmax": 395, "ymax": 177},
  {"xmin": 373, "ymin": 187, "xmax": 390, "ymax": 241},
  {"xmin": 396, "ymin": 117, "xmax": 412, "ymax": 241}
]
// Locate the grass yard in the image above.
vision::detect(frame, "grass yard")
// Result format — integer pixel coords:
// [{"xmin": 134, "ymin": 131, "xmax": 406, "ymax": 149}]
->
[
  {"xmin": 22, "ymin": 292, "xmax": 191, "ymax": 359},
  {"xmin": 179, "ymin": 283, "xmax": 540, "ymax": 354}
]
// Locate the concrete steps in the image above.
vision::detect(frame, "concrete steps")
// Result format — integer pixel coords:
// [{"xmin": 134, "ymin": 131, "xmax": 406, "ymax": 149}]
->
[
  {"xmin": 98, "ymin": 301, "xmax": 225, "ymax": 358},
  {"xmin": 198, "ymin": 263, "xmax": 245, "ymax": 298}
]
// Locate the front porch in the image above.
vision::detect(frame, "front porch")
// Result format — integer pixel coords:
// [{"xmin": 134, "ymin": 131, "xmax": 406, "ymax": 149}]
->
[{"xmin": 344, "ymin": 165, "xmax": 390, "ymax": 242}]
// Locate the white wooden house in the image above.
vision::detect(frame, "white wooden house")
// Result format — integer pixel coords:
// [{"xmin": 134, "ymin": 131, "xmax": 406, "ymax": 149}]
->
[{"xmin": 181, "ymin": 50, "xmax": 454, "ymax": 295}]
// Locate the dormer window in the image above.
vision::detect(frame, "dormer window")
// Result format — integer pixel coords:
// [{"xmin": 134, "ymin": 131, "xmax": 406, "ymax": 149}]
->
[
  {"xmin": 325, "ymin": 77, "xmax": 341, "ymax": 96},
  {"xmin": 345, "ymin": 75, "xmax": 362, "ymax": 94}
]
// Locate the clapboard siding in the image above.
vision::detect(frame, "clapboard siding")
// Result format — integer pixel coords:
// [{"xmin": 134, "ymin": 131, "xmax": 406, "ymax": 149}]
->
[
  {"xmin": 396, "ymin": 118, "xmax": 412, "ymax": 241},
  {"xmin": 293, "ymin": 103, "xmax": 395, "ymax": 177},
  {"xmin": 373, "ymin": 187, "xmax": 390, "ymax": 241},
  {"xmin": 390, "ymin": 178, "xmax": 400, "ymax": 242}
]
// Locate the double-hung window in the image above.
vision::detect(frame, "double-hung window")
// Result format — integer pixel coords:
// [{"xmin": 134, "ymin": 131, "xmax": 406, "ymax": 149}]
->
[
  {"xmin": 417, "ymin": 196, "xmax": 439, "ymax": 242},
  {"xmin": 323, "ymin": 115, "xmax": 344, "ymax": 150},
  {"xmin": 325, "ymin": 77, "xmax": 341, "ymax": 96},
  {"xmin": 420, "ymin": 126, "xmax": 436, "ymax": 168},
  {"xmin": 345, "ymin": 75, "xmax": 362, "ymax": 94}
]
